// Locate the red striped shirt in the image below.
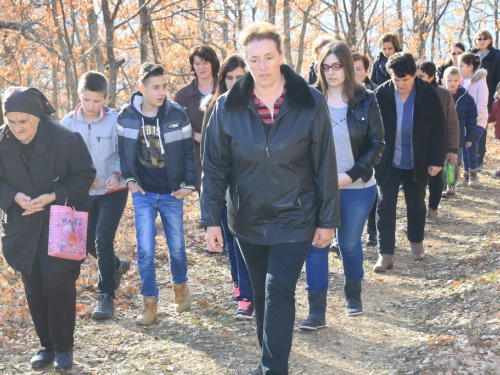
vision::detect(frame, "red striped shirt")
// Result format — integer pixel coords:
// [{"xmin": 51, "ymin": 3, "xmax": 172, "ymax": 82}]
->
[{"xmin": 252, "ymin": 82, "xmax": 287, "ymax": 126}]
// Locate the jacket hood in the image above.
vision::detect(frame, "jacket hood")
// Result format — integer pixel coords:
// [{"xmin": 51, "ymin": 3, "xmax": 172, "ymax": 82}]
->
[
  {"xmin": 199, "ymin": 93, "xmax": 213, "ymax": 113},
  {"xmin": 471, "ymin": 68, "xmax": 488, "ymax": 83},
  {"xmin": 223, "ymin": 64, "xmax": 315, "ymax": 111},
  {"xmin": 457, "ymin": 85, "xmax": 467, "ymax": 97}
]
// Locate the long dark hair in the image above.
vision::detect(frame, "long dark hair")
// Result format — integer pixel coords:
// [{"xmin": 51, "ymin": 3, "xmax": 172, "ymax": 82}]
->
[
  {"xmin": 445, "ymin": 42, "xmax": 465, "ymax": 66},
  {"xmin": 417, "ymin": 61, "xmax": 438, "ymax": 88},
  {"xmin": 315, "ymin": 41, "xmax": 366, "ymax": 105},
  {"xmin": 208, "ymin": 54, "xmax": 246, "ymax": 111}
]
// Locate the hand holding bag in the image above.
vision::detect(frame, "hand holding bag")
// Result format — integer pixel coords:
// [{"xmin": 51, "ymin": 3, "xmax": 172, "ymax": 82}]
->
[{"xmin": 48, "ymin": 203, "xmax": 88, "ymax": 261}]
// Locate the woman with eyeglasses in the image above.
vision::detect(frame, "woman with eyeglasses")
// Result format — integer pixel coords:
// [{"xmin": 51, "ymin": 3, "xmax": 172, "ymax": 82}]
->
[
  {"xmin": 471, "ymin": 30, "xmax": 500, "ymax": 171},
  {"xmin": 437, "ymin": 42, "xmax": 465, "ymax": 85},
  {"xmin": 299, "ymin": 41, "xmax": 384, "ymax": 330}
]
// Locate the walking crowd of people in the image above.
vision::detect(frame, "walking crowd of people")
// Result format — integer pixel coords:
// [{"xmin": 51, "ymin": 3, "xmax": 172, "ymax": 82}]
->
[{"xmin": 1, "ymin": 21, "xmax": 500, "ymax": 375}]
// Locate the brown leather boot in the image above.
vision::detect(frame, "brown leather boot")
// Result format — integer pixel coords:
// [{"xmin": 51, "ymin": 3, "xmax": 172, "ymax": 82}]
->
[
  {"xmin": 173, "ymin": 282, "xmax": 192, "ymax": 313},
  {"xmin": 410, "ymin": 241, "xmax": 425, "ymax": 260},
  {"xmin": 373, "ymin": 254, "xmax": 393, "ymax": 272},
  {"xmin": 136, "ymin": 296, "xmax": 157, "ymax": 325}
]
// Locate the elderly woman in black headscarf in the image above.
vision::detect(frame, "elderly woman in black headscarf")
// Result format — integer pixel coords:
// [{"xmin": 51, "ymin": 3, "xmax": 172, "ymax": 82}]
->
[{"xmin": 0, "ymin": 87, "xmax": 95, "ymax": 371}]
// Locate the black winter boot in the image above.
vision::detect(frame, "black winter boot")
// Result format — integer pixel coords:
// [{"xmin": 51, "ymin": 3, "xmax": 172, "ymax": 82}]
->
[
  {"xmin": 344, "ymin": 277, "xmax": 363, "ymax": 316},
  {"xmin": 298, "ymin": 289, "xmax": 327, "ymax": 331}
]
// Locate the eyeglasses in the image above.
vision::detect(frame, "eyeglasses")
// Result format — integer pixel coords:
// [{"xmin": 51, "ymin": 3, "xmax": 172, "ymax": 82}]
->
[
  {"xmin": 321, "ymin": 63, "xmax": 343, "ymax": 72},
  {"xmin": 451, "ymin": 52, "xmax": 462, "ymax": 56},
  {"xmin": 477, "ymin": 37, "xmax": 489, "ymax": 41}
]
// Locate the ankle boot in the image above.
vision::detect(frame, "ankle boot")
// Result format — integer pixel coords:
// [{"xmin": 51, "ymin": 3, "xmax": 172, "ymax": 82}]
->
[
  {"xmin": 373, "ymin": 253, "xmax": 393, "ymax": 273},
  {"xmin": 136, "ymin": 296, "xmax": 157, "ymax": 325},
  {"xmin": 344, "ymin": 277, "xmax": 362, "ymax": 316},
  {"xmin": 298, "ymin": 289, "xmax": 327, "ymax": 331},
  {"xmin": 468, "ymin": 169, "xmax": 480, "ymax": 187},
  {"xmin": 410, "ymin": 241, "xmax": 425, "ymax": 260},
  {"xmin": 173, "ymin": 282, "xmax": 192, "ymax": 313},
  {"xmin": 457, "ymin": 170, "xmax": 469, "ymax": 187}
]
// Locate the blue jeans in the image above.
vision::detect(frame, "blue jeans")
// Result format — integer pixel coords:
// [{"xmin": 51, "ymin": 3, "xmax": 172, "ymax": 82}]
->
[
  {"xmin": 306, "ymin": 185, "xmax": 377, "ymax": 289},
  {"xmin": 132, "ymin": 191, "xmax": 188, "ymax": 300},
  {"xmin": 463, "ymin": 126, "xmax": 485, "ymax": 171},
  {"xmin": 220, "ymin": 206, "xmax": 253, "ymax": 300}
]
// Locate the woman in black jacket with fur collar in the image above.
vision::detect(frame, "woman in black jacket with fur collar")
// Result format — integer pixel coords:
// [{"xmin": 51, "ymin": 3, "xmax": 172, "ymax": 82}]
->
[{"xmin": 200, "ymin": 22, "xmax": 339, "ymax": 375}]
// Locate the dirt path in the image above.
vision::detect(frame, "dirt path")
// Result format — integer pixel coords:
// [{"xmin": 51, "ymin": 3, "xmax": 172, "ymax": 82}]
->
[{"xmin": 1, "ymin": 136, "xmax": 500, "ymax": 375}]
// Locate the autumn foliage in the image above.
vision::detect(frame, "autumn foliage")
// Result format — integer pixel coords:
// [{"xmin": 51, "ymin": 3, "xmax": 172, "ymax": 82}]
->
[{"xmin": 0, "ymin": 0, "xmax": 499, "ymax": 118}]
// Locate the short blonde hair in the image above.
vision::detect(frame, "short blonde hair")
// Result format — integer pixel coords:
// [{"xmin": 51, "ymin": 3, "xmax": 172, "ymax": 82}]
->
[
  {"xmin": 239, "ymin": 22, "xmax": 282, "ymax": 55},
  {"xmin": 312, "ymin": 35, "xmax": 337, "ymax": 60},
  {"xmin": 443, "ymin": 66, "xmax": 461, "ymax": 78}
]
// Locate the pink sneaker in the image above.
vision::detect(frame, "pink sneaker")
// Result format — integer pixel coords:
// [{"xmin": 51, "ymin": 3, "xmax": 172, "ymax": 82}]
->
[
  {"xmin": 231, "ymin": 284, "xmax": 240, "ymax": 304},
  {"xmin": 234, "ymin": 298, "xmax": 254, "ymax": 319}
]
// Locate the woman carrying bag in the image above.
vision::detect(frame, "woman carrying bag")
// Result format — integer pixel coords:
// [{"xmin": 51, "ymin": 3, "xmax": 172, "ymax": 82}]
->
[{"xmin": 0, "ymin": 87, "xmax": 95, "ymax": 371}]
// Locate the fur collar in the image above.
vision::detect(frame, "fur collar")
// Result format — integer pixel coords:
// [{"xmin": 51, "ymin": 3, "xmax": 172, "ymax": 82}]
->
[
  {"xmin": 199, "ymin": 93, "xmax": 213, "ymax": 113},
  {"xmin": 223, "ymin": 64, "xmax": 315, "ymax": 111},
  {"xmin": 471, "ymin": 68, "xmax": 488, "ymax": 84}
]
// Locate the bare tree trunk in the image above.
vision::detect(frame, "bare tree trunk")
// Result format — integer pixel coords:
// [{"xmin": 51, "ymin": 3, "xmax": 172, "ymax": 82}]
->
[
  {"xmin": 149, "ymin": 22, "xmax": 161, "ymax": 64},
  {"xmin": 346, "ymin": 0, "xmax": 358, "ymax": 48},
  {"xmin": 139, "ymin": 0, "xmax": 150, "ymax": 63},
  {"xmin": 396, "ymin": 0, "xmax": 403, "ymax": 43},
  {"xmin": 295, "ymin": 0, "xmax": 314, "ymax": 74},
  {"xmin": 51, "ymin": 62, "xmax": 59, "ymax": 114},
  {"xmin": 283, "ymin": 0, "xmax": 293, "ymax": 67},
  {"xmin": 49, "ymin": 0, "xmax": 78, "ymax": 109},
  {"xmin": 268, "ymin": 0, "xmax": 277, "ymax": 24},
  {"xmin": 458, "ymin": 0, "xmax": 473, "ymax": 46},
  {"xmin": 101, "ymin": 0, "xmax": 126, "ymax": 108},
  {"xmin": 220, "ymin": 0, "xmax": 229, "ymax": 59},
  {"xmin": 87, "ymin": 8, "xmax": 105, "ymax": 72},
  {"xmin": 491, "ymin": 0, "xmax": 499, "ymax": 48},
  {"xmin": 197, "ymin": 0, "xmax": 209, "ymax": 44}
]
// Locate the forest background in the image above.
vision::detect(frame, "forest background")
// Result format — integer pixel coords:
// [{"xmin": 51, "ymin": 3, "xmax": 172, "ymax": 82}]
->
[{"xmin": 0, "ymin": 0, "xmax": 499, "ymax": 116}]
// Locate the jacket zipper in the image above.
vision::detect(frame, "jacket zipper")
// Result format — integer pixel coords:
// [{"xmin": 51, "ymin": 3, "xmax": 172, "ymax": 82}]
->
[
  {"xmin": 88, "ymin": 124, "xmax": 92, "ymax": 153},
  {"xmin": 247, "ymin": 105, "xmax": 290, "ymax": 243}
]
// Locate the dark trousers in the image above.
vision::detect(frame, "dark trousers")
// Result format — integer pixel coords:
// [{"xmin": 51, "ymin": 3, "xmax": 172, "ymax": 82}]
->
[
  {"xmin": 428, "ymin": 169, "xmax": 443, "ymax": 210},
  {"xmin": 478, "ymin": 126, "xmax": 487, "ymax": 165},
  {"xmin": 21, "ymin": 257, "xmax": 80, "ymax": 352},
  {"xmin": 87, "ymin": 189, "xmax": 128, "ymax": 296},
  {"xmin": 376, "ymin": 166, "xmax": 427, "ymax": 254},
  {"xmin": 367, "ymin": 198, "xmax": 377, "ymax": 232},
  {"xmin": 237, "ymin": 240, "xmax": 311, "ymax": 375}
]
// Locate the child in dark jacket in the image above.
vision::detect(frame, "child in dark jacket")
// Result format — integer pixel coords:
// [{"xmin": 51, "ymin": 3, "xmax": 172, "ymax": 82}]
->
[
  {"xmin": 443, "ymin": 67, "xmax": 478, "ymax": 193},
  {"xmin": 487, "ymin": 82, "xmax": 500, "ymax": 176}
]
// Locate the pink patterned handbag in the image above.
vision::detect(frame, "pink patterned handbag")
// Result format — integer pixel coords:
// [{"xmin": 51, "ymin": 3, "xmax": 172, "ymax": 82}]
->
[{"xmin": 48, "ymin": 204, "xmax": 88, "ymax": 261}]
